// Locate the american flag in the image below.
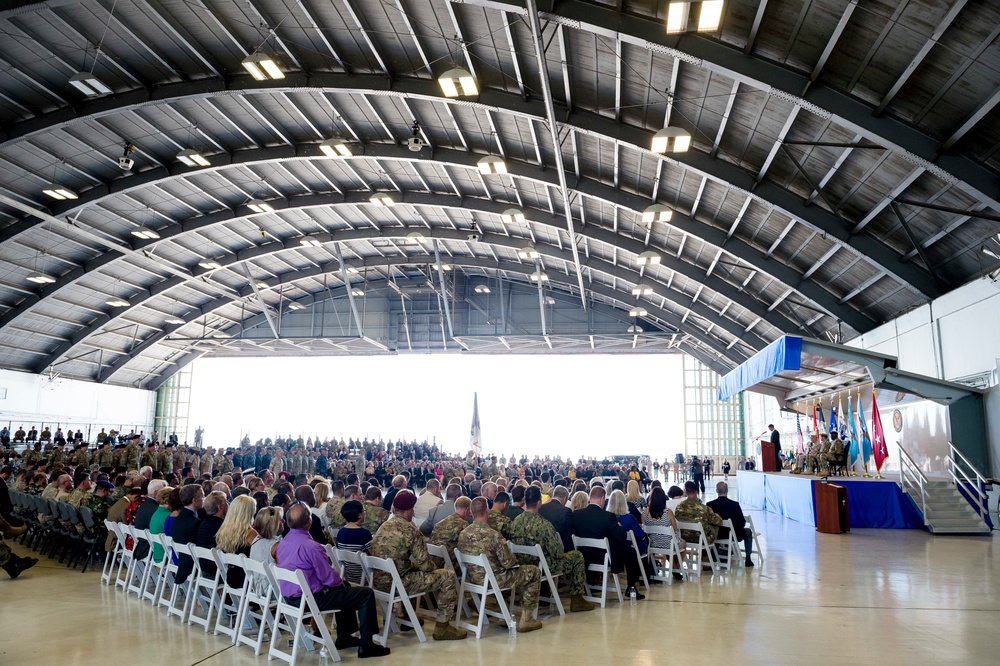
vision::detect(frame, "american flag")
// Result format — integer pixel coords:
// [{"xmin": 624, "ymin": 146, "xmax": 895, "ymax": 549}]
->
[{"xmin": 796, "ymin": 414, "xmax": 805, "ymax": 454}]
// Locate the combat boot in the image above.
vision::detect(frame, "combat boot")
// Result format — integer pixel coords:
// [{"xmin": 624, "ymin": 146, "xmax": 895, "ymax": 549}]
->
[
  {"xmin": 569, "ymin": 595, "xmax": 596, "ymax": 612},
  {"xmin": 3, "ymin": 555, "xmax": 38, "ymax": 579},
  {"xmin": 432, "ymin": 621, "xmax": 468, "ymax": 640},
  {"xmin": 517, "ymin": 610, "xmax": 542, "ymax": 633},
  {"xmin": 2, "ymin": 523, "xmax": 27, "ymax": 537}
]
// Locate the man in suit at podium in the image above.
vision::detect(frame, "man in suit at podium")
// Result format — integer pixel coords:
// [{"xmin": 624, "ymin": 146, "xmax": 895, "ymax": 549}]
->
[{"xmin": 768, "ymin": 424, "xmax": 782, "ymax": 472}]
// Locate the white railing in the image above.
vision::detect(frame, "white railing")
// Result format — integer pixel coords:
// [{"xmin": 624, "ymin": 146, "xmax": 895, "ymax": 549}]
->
[
  {"xmin": 897, "ymin": 443, "xmax": 928, "ymax": 525},
  {"xmin": 947, "ymin": 442, "xmax": 991, "ymax": 528}
]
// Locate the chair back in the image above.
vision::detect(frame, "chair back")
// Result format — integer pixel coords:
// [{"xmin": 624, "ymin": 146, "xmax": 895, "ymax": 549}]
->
[
  {"xmin": 79, "ymin": 506, "xmax": 95, "ymax": 529},
  {"xmin": 426, "ymin": 543, "xmax": 456, "ymax": 575},
  {"xmin": 572, "ymin": 535, "xmax": 612, "ymax": 569},
  {"xmin": 335, "ymin": 547, "xmax": 369, "ymax": 586}
]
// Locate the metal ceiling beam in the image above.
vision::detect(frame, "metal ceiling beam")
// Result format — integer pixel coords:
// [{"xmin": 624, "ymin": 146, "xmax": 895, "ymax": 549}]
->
[
  {"xmin": 744, "ymin": 0, "xmax": 770, "ymax": 55},
  {"xmin": 806, "ymin": 0, "xmax": 858, "ymax": 92},
  {"xmin": 940, "ymin": 87, "xmax": 1000, "ymax": 153}
]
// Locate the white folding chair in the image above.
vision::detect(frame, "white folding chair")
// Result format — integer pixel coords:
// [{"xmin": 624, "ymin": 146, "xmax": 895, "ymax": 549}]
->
[
  {"xmin": 152, "ymin": 533, "xmax": 180, "ymax": 608},
  {"xmin": 454, "ymin": 550, "xmax": 515, "ymax": 639},
  {"xmin": 626, "ymin": 531, "xmax": 650, "ymax": 590},
  {"xmin": 267, "ymin": 564, "xmax": 341, "ymax": 664},
  {"xmin": 362, "ymin": 554, "xmax": 427, "ymax": 644},
  {"xmin": 237, "ymin": 557, "xmax": 277, "ymax": 656},
  {"xmin": 141, "ymin": 532, "xmax": 171, "ymax": 604},
  {"xmin": 422, "ymin": 544, "xmax": 470, "ymax": 621},
  {"xmin": 333, "ymin": 547, "xmax": 368, "ymax": 586},
  {"xmin": 644, "ymin": 524, "xmax": 684, "ymax": 583},
  {"xmin": 213, "ymin": 551, "xmax": 250, "ymax": 643},
  {"xmin": 323, "ymin": 544, "xmax": 343, "ymax": 577},
  {"xmin": 713, "ymin": 519, "xmax": 742, "ymax": 571},
  {"xmin": 184, "ymin": 544, "xmax": 223, "ymax": 631},
  {"xmin": 508, "ymin": 543, "xmax": 565, "ymax": 617},
  {"xmin": 571, "ymin": 536, "xmax": 622, "ymax": 608},
  {"xmin": 123, "ymin": 526, "xmax": 149, "ymax": 597},
  {"xmin": 745, "ymin": 514, "xmax": 764, "ymax": 564},
  {"xmin": 676, "ymin": 521, "xmax": 719, "ymax": 575},
  {"xmin": 101, "ymin": 520, "xmax": 127, "ymax": 586}
]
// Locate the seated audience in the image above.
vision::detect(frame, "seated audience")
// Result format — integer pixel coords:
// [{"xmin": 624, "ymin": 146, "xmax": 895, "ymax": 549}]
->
[
  {"xmin": 673, "ymin": 481, "xmax": 723, "ymax": 545},
  {"xmin": 335, "ymin": 500, "xmax": 371, "ymax": 584},
  {"xmin": 706, "ymin": 481, "xmax": 753, "ymax": 567}
]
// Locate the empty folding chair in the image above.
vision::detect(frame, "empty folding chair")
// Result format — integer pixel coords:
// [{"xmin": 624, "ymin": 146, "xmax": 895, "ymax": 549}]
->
[
  {"xmin": 745, "ymin": 514, "xmax": 764, "ymax": 564},
  {"xmin": 127, "ymin": 528, "xmax": 154, "ymax": 597},
  {"xmin": 101, "ymin": 521, "xmax": 127, "ymax": 586},
  {"xmin": 571, "ymin": 536, "xmax": 623, "ymax": 608},
  {"xmin": 185, "ymin": 545, "xmax": 224, "ymax": 632},
  {"xmin": 453, "ymin": 550, "xmax": 515, "ymax": 639},
  {"xmin": 266, "ymin": 564, "xmax": 341, "ymax": 664},
  {"xmin": 362, "ymin": 554, "xmax": 427, "ymax": 644},
  {"xmin": 508, "ymin": 543, "xmax": 565, "ymax": 617},
  {"xmin": 627, "ymin": 531, "xmax": 650, "ymax": 590}
]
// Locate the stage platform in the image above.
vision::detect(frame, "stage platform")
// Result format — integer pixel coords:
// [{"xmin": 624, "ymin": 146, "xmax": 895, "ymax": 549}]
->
[{"xmin": 736, "ymin": 470, "xmax": 926, "ymax": 529}]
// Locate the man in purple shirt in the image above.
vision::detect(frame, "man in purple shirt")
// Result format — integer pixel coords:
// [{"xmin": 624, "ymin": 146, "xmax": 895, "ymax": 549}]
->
[{"xmin": 276, "ymin": 504, "xmax": 389, "ymax": 658}]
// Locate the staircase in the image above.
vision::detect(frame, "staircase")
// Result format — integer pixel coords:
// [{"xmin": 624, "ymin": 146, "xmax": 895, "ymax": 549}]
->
[
  {"xmin": 898, "ymin": 442, "xmax": 992, "ymax": 535},
  {"xmin": 921, "ymin": 481, "xmax": 991, "ymax": 534}
]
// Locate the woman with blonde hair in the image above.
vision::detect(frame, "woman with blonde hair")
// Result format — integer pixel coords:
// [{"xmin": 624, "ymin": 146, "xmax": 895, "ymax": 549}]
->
[
  {"xmin": 626, "ymin": 479, "xmax": 647, "ymax": 521},
  {"xmin": 569, "ymin": 490, "xmax": 589, "ymax": 512},
  {"xmin": 313, "ymin": 482, "xmax": 331, "ymax": 527},
  {"xmin": 214, "ymin": 494, "xmax": 259, "ymax": 587},
  {"xmin": 249, "ymin": 506, "xmax": 283, "ymax": 592}
]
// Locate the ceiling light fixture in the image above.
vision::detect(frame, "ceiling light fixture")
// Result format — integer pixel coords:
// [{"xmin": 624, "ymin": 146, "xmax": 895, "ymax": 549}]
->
[
  {"xmin": 68, "ymin": 71, "xmax": 112, "ymax": 96},
  {"xmin": 406, "ymin": 230, "xmax": 426, "ymax": 243},
  {"xmin": 176, "ymin": 149, "xmax": 210, "ymax": 167},
  {"xmin": 351, "ymin": 288, "xmax": 365, "ymax": 297},
  {"xmin": 637, "ymin": 250, "xmax": 662, "ymax": 266},
  {"xmin": 629, "ymin": 307, "xmax": 648, "ymax": 317},
  {"xmin": 131, "ymin": 227, "xmax": 160, "ymax": 240},
  {"xmin": 199, "ymin": 260, "xmax": 223, "ymax": 270},
  {"xmin": 666, "ymin": 1, "xmax": 724, "ymax": 34},
  {"xmin": 980, "ymin": 244, "xmax": 1000, "ymax": 261},
  {"xmin": 530, "ymin": 271, "xmax": 549, "ymax": 283},
  {"xmin": 256, "ymin": 282, "xmax": 270, "ymax": 290},
  {"xmin": 432, "ymin": 262, "xmax": 452, "ymax": 271},
  {"xmin": 287, "ymin": 302, "xmax": 305, "ymax": 311},
  {"xmin": 346, "ymin": 266, "xmax": 360, "ymax": 275},
  {"xmin": 43, "ymin": 185, "xmax": 78, "ymax": 201},
  {"xmin": 438, "ymin": 67, "xmax": 478, "ymax": 97},
  {"xmin": 651, "ymin": 127, "xmax": 692, "ymax": 154},
  {"xmin": 248, "ymin": 199, "xmax": 274, "ymax": 213},
  {"xmin": 242, "ymin": 53, "xmax": 284, "ymax": 81},
  {"xmin": 518, "ymin": 244, "xmax": 540, "ymax": 260},
  {"xmin": 369, "ymin": 193, "xmax": 396, "ymax": 207},
  {"xmin": 319, "ymin": 138, "xmax": 351, "ymax": 158},
  {"xmin": 477, "ymin": 155, "xmax": 507, "ymax": 175},
  {"xmin": 642, "ymin": 203, "xmax": 673, "ymax": 224},
  {"xmin": 300, "ymin": 237, "xmax": 322, "ymax": 247},
  {"xmin": 501, "ymin": 208, "xmax": 525, "ymax": 224},
  {"xmin": 544, "ymin": 296, "xmax": 556, "ymax": 305},
  {"xmin": 632, "ymin": 283, "xmax": 654, "ymax": 296},
  {"xmin": 474, "ymin": 285, "xmax": 491, "ymax": 294},
  {"xmin": 105, "ymin": 298, "xmax": 130, "ymax": 308},
  {"xmin": 165, "ymin": 317, "xmax": 185, "ymax": 325},
  {"xmin": 627, "ymin": 324, "xmax": 643, "ymax": 334},
  {"xmin": 27, "ymin": 273, "xmax": 56, "ymax": 285}
]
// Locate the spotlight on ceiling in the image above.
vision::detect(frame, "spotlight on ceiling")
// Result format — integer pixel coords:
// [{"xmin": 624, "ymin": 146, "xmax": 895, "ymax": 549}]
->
[
  {"xmin": 666, "ymin": 1, "xmax": 724, "ymax": 34},
  {"xmin": 627, "ymin": 324, "xmax": 643, "ymax": 334},
  {"xmin": 432, "ymin": 262, "xmax": 453, "ymax": 271},
  {"xmin": 438, "ymin": 67, "xmax": 478, "ymax": 97},
  {"xmin": 632, "ymin": 283, "xmax": 654, "ymax": 296},
  {"xmin": 530, "ymin": 271, "xmax": 549, "ymax": 283},
  {"xmin": 68, "ymin": 71, "xmax": 112, "ymax": 96},
  {"xmin": 544, "ymin": 296, "xmax": 556, "ymax": 305},
  {"xmin": 369, "ymin": 193, "xmax": 396, "ymax": 207},
  {"xmin": 165, "ymin": 317, "xmax": 185, "ymax": 325},
  {"xmin": 518, "ymin": 244, "xmax": 540, "ymax": 260},
  {"xmin": 242, "ymin": 53, "xmax": 284, "ymax": 80},
  {"xmin": 477, "ymin": 155, "xmax": 507, "ymax": 175},
  {"xmin": 501, "ymin": 208, "xmax": 525, "ymax": 224},
  {"xmin": 641, "ymin": 204, "xmax": 673, "ymax": 224},
  {"xmin": 299, "ymin": 237, "xmax": 323, "ymax": 247},
  {"xmin": 43, "ymin": 185, "xmax": 78, "ymax": 201},
  {"xmin": 287, "ymin": 302, "xmax": 305, "ymax": 311},
  {"xmin": 406, "ymin": 230, "xmax": 426, "ymax": 244},
  {"xmin": 199, "ymin": 260, "xmax": 223, "ymax": 270},
  {"xmin": 474, "ymin": 285, "xmax": 491, "ymax": 294},
  {"xmin": 651, "ymin": 127, "xmax": 692, "ymax": 154},
  {"xmin": 629, "ymin": 307, "xmax": 648, "ymax": 317},
  {"xmin": 319, "ymin": 138, "xmax": 352, "ymax": 158},
  {"xmin": 351, "ymin": 288, "xmax": 365, "ymax": 297},
  {"xmin": 637, "ymin": 250, "xmax": 662, "ymax": 266},
  {"xmin": 176, "ymin": 149, "xmax": 210, "ymax": 167},
  {"xmin": 131, "ymin": 227, "xmax": 160, "ymax": 240},
  {"xmin": 105, "ymin": 298, "xmax": 130, "ymax": 308}
]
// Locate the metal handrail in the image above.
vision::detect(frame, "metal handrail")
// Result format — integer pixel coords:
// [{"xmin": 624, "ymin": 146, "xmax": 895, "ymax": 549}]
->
[
  {"xmin": 947, "ymin": 442, "xmax": 991, "ymax": 527},
  {"xmin": 897, "ymin": 442, "xmax": 928, "ymax": 524}
]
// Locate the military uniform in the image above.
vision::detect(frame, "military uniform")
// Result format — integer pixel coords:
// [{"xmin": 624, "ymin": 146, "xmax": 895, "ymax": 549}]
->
[
  {"xmin": 65, "ymin": 487, "xmax": 91, "ymax": 509},
  {"xmin": 371, "ymin": 515, "xmax": 459, "ymax": 622},
  {"xmin": 13, "ymin": 428, "xmax": 25, "ymax": 443},
  {"xmin": 361, "ymin": 503, "xmax": 389, "ymax": 534},
  {"xmin": 326, "ymin": 496, "xmax": 347, "ymax": 529},
  {"xmin": 458, "ymin": 521, "xmax": 540, "ymax": 614},
  {"xmin": 817, "ymin": 438, "xmax": 833, "ymax": 473},
  {"xmin": 95, "ymin": 447, "xmax": 114, "ymax": 469},
  {"xmin": 200, "ymin": 450, "xmax": 214, "ymax": 477},
  {"xmin": 87, "ymin": 494, "xmax": 112, "ymax": 526},
  {"xmin": 269, "ymin": 455, "xmax": 284, "ymax": 476},
  {"xmin": 70, "ymin": 447, "xmax": 91, "ymax": 468},
  {"xmin": 217, "ymin": 455, "xmax": 233, "ymax": 475},
  {"xmin": 487, "ymin": 509, "xmax": 513, "ymax": 539},
  {"xmin": 511, "ymin": 510, "xmax": 588, "ymax": 597},
  {"xmin": 429, "ymin": 512, "xmax": 470, "ymax": 554},
  {"xmin": 49, "ymin": 447, "xmax": 67, "ymax": 468},
  {"xmin": 673, "ymin": 497, "xmax": 723, "ymax": 544}
]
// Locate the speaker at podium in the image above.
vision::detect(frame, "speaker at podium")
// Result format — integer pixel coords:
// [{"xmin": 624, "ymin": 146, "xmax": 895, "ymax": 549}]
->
[{"xmin": 760, "ymin": 440, "xmax": 778, "ymax": 472}]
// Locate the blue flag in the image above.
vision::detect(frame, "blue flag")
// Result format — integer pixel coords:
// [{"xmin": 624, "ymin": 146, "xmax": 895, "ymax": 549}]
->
[
  {"xmin": 847, "ymin": 395, "xmax": 860, "ymax": 465},
  {"xmin": 829, "ymin": 407, "xmax": 838, "ymax": 437},
  {"xmin": 858, "ymin": 393, "xmax": 873, "ymax": 464},
  {"xmin": 817, "ymin": 406, "xmax": 827, "ymax": 436}
]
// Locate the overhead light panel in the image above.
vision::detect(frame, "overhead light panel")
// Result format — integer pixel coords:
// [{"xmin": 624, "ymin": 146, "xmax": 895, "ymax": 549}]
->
[
  {"xmin": 530, "ymin": 271, "xmax": 549, "ymax": 283},
  {"xmin": 518, "ymin": 244, "xmax": 540, "ymax": 260},
  {"xmin": 199, "ymin": 260, "xmax": 223, "ymax": 270},
  {"xmin": 651, "ymin": 127, "xmax": 691, "ymax": 154},
  {"xmin": 637, "ymin": 250, "xmax": 662, "ymax": 266},
  {"xmin": 248, "ymin": 199, "xmax": 274, "ymax": 213},
  {"xmin": 629, "ymin": 307, "xmax": 648, "ymax": 317},
  {"xmin": 406, "ymin": 230, "xmax": 426, "ymax": 243},
  {"xmin": 501, "ymin": 208, "xmax": 525, "ymax": 224},
  {"xmin": 319, "ymin": 138, "xmax": 352, "ymax": 158},
  {"xmin": 351, "ymin": 288, "xmax": 365, "ymax": 297},
  {"xmin": 300, "ymin": 237, "xmax": 323, "ymax": 247},
  {"xmin": 544, "ymin": 296, "xmax": 556, "ymax": 305},
  {"xmin": 27, "ymin": 273, "xmax": 56, "ymax": 285},
  {"xmin": 242, "ymin": 53, "xmax": 284, "ymax": 81},
  {"xmin": 432, "ymin": 262, "xmax": 452, "ymax": 271},
  {"xmin": 642, "ymin": 204, "xmax": 673, "ymax": 224},
  {"xmin": 68, "ymin": 71, "xmax": 112, "ymax": 96},
  {"xmin": 176, "ymin": 149, "xmax": 210, "ymax": 167},
  {"xmin": 256, "ymin": 282, "xmax": 270, "ymax": 290},
  {"xmin": 165, "ymin": 317, "xmax": 185, "ymax": 325},
  {"xmin": 105, "ymin": 298, "xmax": 130, "ymax": 308},
  {"xmin": 369, "ymin": 193, "xmax": 396, "ymax": 207},
  {"xmin": 980, "ymin": 244, "xmax": 1000, "ymax": 261},
  {"xmin": 632, "ymin": 283, "xmax": 654, "ymax": 296},
  {"xmin": 43, "ymin": 185, "xmax": 78, "ymax": 201},
  {"xmin": 287, "ymin": 302, "xmax": 305, "ymax": 311},
  {"xmin": 474, "ymin": 285, "xmax": 491, "ymax": 294},
  {"xmin": 666, "ymin": 1, "xmax": 724, "ymax": 34},
  {"xmin": 477, "ymin": 155, "xmax": 507, "ymax": 175},
  {"xmin": 627, "ymin": 324, "xmax": 643, "ymax": 334},
  {"xmin": 131, "ymin": 227, "xmax": 160, "ymax": 240},
  {"xmin": 345, "ymin": 266, "xmax": 359, "ymax": 275},
  {"xmin": 438, "ymin": 67, "xmax": 478, "ymax": 97}
]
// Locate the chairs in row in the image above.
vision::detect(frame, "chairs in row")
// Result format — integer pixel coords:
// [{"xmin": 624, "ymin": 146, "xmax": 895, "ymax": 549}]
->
[{"xmin": 8, "ymin": 490, "xmax": 102, "ymax": 570}]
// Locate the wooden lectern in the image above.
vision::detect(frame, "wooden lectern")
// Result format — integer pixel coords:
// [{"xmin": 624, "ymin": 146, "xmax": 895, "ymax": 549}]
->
[
  {"xmin": 815, "ymin": 483, "xmax": 850, "ymax": 533},
  {"xmin": 760, "ymin": 440, "xmax": 778, "ymax": 472}
]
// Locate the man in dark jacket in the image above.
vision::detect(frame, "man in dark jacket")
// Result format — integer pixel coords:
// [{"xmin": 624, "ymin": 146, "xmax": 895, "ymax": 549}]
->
[
  {"xmin": 132, "ymin": 479, "xmax": 165, "ymax": 561},
  {"xmin": 172, "ymin": 485, "xmax": 204, "ymax": 584},
  {"xmin": 570, "ymin": 485, "xmax": 643, "ymax": 600},
  {"xmin": 706, "ymin": 481, "xmax": 753, "ymax": 567},
  {"xmin": 194, "ymin": 491, "xmax": 228, "ymax": 576},
  {"xmin": 538, "ymin": 486, "xmax": 573, "ymax": 551}
]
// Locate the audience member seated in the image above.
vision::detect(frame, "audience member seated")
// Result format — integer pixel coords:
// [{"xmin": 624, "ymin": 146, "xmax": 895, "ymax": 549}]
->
[
  {"xmin": 607, "ymin": 489, "xmax": 649, "ymax": 557},
  {"xmin": 215, "ymin": 494, "xmax": 258, "ymax": 586},
  {"xmin": 148, "ymin": 486, "xmax": 174, "ymax": 563},
  {"xmin": 362, "ymin": 487, "xmax": 390, "ymax": 535},
  {"xmin": 335, "ymin": 500, "xmax": 371, "ymax": 584},
  {"xmin": 428, "ymin": 496, "xmax": 472, "ymax": 554},
  {"xmin": 673, "ymin": 481, "xmax": 723, "ymax": 545},
  {"xmin": 248, "ymin": 507, "xmax": 283, "ymax": 592},
  {"xmin": 486, "ymin": 491, "xmax": 513, "ymax": 539},
  {"xmin": 641, "ymin": 486, "xmax": 684, "ymax": 581},
  {"xmin": 571, "ymin": 486, "xmax": 644, "ymax": 600},
  {"xmin": 173, "ymin": 485, "xmax": 204, "ymax": 584},
  {"xmin": 538, "ymin": 486, "xmax": 573, "ymax": 551},
  {"xmin": 706, "ymin": 482, "xmax": 753, "ymax": 567},
  {"xmin": 413, "ymin": 479, "xmax": 443, "ymax": 524},
  {"xmin": 419, "ymin": 483, "xmax": 460, "ymax": 536}
]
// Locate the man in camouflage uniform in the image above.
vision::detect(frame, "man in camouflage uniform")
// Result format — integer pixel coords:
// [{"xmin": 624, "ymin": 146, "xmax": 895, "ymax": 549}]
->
[
  {"xmin": 458, "ymin": 497, "xmax": 543, "ymax": 633},
  {"xmin": 157, "ymin": 444, "xmax": 173, "ymax": 476},
  {"xmin": 825, "ymin": 432, "xmax": 845, "ymax": 473},
  {"xmin": 87, "ymin": 480, "xmax": 115, "ymax": 526},
  {"xmin": 217, "ymin": 449, "xmax": 234, "ymax": 475},
  {"xmin": 361, "ymin": 486, "xmax": 390, "ymax": 534},
  {"xmin": 0, "ymin": 525, "xmax": 38, "ymax": 579},
  {"xmin": 123, "ymin": 436, "xmax": 141, "ymax": 470},
  {"xmin": 269, "ymin": 450, "xmax": 285, "ymax": 476},
  {"xmin": 22, "ymin": 443, "xmax": 42, "ymax": 467},
  {"xmin": 486, "ymin": 491, "xmax": 513, "ymax": 539},
  {"xmin": 371, "ymin": 491, "xmax": 467, "ymax": 640},
  {"xmin": 429, "ymin": 496, "xmax": 472, "ymax": 554},
  {"xmin": 511, "ymin": 486, "xmax": 595, "ymax": 612},
  {"xmin": 94, "ymin": 441, "xmax": 114, "ymax": 469},
  {"xmin": 673, "ymin": 481, "xmax": 723, "ymax": 544},
  {"xmin": 49, "ymin": 442, "xmax": 67, "ymax": 468},
  {"xmin": 140, "ymin": 444, "xmax": 157, "ymax": 470},
  {"xmin": 200, "ymin": 447, "xmax": 215, "ymax": 477},
  {"xmin": 69, "ymin": 444, "xmax": 91, "ymax": 468},
  {"xmin": 13, "ymin": 426, "xmax": 25, "ymax": 443}
]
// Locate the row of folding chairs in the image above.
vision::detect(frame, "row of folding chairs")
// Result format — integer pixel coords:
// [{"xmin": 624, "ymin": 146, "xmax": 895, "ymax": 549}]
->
[
  {"xmin": 8, "ymin": 490, "xmax": 103, "ymax": 570},
  {"xmin": 645, "ymin": 514, "xmax": 764, "ymax": 583}
]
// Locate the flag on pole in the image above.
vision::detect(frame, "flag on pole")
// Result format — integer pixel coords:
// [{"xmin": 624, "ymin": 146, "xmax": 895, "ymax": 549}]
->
[
  {"xmin": 870, "ymin": 390, "xmax": 889, "ymax": 473},
  {"xmin": 858, "ymin": 391, "xmax": 873, "ymax": 466},
  {"xmin": 812, "ymin": 403, "xmax": 819, "ymax": 435},
  {"xmin": 796, "ymin": 414, "xmax": 805, "ymax": 455},
  {"xmin": 829, "ymin": 403, "xmax": 838, "ymax": 437},
  {"xmin": 838, "ymin": 395, "xmax": 849, "ymax": 442},
  {"xmin": 847, "ymin": 395, "xmax": 860, "ymax": 465},
  {"xmin": 469, "ymin": 392, "xmax": 482, "ymax": 453},
  {"xmin": 817, "ymin": 405, "xmax": 827, "ymax": 436}
]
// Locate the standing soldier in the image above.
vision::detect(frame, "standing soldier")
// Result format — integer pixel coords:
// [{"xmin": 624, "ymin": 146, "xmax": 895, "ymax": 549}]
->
[
  {"xmin": 124, "ymin": 436, "xmax": 140, "ymax": 470},
  {"xmin": 95, "ymin": 441, "xmax": 114, "ymax": 469},
  {"xmin": 157, "ymin": 444, "xmax": 172, "ymax": 476},
  {"xmin": 49, "ymin": 442, "xmax": 67, "ymax": 468},
  {"xmin": 140, "ymin": 443, "xmax": 157, "ymax": 470},
  {"xmin": 70, "ymin": 443, "xmax": 91, "ymax": 468},
  {"xmin": 269, "ymin": 450, "xmax": 284, "ymax": 476},
  {"xmin": 217, "ymin": 450, "xmax": 234, "ymax": 475},
  {"xmin": 185, "ymin": 446, "xmax": 200, "ymax": 474},
  {"xmin": 200, "ymin": 447, "xmax": 215, "ymax": 477},
  {"xmin": 371, "ymin": 492, "xmax": 467, "ymax": 641},
  {"xmin": 458, "ymin": 497, "xmax": 543, "ymax": 633}
]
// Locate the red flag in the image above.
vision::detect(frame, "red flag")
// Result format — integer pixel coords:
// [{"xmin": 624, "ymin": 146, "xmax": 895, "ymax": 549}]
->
[
  {"xmin": 870, "ymin": 390, "xmax": 889, "ymax": 472},
  {"xmin": 812, "ymin": 403, "xmax": 819, "ymax": 435}
]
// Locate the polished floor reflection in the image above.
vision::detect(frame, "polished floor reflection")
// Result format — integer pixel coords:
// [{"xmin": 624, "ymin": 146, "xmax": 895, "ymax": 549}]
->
[{"xmin": 1, "ymin": 507, "xmax": 996, "ymax": 665}]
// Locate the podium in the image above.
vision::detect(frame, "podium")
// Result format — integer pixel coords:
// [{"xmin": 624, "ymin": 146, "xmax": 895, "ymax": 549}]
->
[
  {"xmin": 760, "ymin": 440, "xmax": 778, "ymax": 472},
  {"xmin": 815, "ymin": 483, "xmax": 850, "ymax": 533}
]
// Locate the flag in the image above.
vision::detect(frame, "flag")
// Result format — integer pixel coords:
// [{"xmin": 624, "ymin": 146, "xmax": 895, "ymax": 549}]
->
[
  {"xmin": 829, "ymin": 404, "xmax": 838, "ymax": 438},
  {"xmin": 469, "ymin": 392, "xmax": 482, "ymax": 453},
  {"xmin": 796, "ymin": 414, "xmax": 805, "ymax": 455},
  {"xmin": 847, "ymin": 395, "xmax": 860, "ymax": 465},
  {"xmin": 870, "ymin": 390, "xmax": 889, "ymax": 472},
  {"xmin": 858, "ymin": 391, "xmax": 873, "ymax": 465},
  {"xmin": 838, "ymin": 395, "xmax": 849, "ymax": 442},
  {"xmin": 812, "ymin": 403, "xmax": 819, "ymax": 435},
  {"xmin": 817, "ymin": 405, "xmax": 826, "ymax": 436}
]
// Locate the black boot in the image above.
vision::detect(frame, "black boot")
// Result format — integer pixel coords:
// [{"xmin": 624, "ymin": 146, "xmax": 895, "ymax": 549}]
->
[{"xmin": 3, "ymin": 555, "xmax": 38, "ymax": 579}]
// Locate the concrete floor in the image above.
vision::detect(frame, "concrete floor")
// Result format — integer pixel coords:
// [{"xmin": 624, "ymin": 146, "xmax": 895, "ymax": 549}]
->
[{"xmin": 1, "ymin": 505, "xmax": 997, "ymax": 665}]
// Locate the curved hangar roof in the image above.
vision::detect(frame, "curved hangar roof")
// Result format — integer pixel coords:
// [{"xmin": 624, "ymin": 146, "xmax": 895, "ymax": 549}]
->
[{"xmin": 0, "ymin": 0, "xmax": 997, "ymax": 388}]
